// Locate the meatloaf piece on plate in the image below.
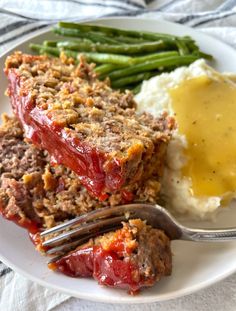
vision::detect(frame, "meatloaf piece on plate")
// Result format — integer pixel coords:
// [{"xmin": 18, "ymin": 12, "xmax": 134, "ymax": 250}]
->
[
  {"xmin": 5, "ymin": 52, "xmax": 174, "ymax": 199},
  {"xmin": 50, "ymin": 219, "xmax": 172, "ymax": 294},
  {"xmin": 0, "ymin": 115, "xmax": 172, "ymax": 293}
]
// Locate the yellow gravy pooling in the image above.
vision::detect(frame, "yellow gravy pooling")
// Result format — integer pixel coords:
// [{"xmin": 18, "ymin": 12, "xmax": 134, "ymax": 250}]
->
[{"xmin": 170, "ymin": 75, "xmax": 236, "ymax": 197}]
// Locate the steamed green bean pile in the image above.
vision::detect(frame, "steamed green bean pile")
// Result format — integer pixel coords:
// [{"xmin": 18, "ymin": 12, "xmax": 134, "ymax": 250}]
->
[{"xmin": 30, "ymin": 22, "xmax": 213, "ymax": 93}]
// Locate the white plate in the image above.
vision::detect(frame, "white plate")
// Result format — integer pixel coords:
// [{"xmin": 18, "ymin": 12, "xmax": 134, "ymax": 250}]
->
[{"xmin": 1, "ymin": 17, "xmax": 236, "ymax": 304}]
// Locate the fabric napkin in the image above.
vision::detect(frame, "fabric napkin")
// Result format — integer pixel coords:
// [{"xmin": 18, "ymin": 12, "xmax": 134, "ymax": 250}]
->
[{"xmin": 1, "ymin": 0, "xmax": 236, "ymax": 310}]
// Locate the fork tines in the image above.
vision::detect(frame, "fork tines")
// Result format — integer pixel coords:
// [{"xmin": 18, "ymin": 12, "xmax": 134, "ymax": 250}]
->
[
  {"xmin": 42, "ymin": 215, "xmax": 127, "ymax": 248},
  {"xmin": 40, "ymin": 204, "xmax": 140, "ymax": 259}
]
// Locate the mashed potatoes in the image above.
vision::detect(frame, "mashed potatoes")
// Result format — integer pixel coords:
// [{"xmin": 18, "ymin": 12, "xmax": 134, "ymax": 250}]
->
[{"xmin": 135, "ymin": 59, "xmax": 236, "ymax": 219}]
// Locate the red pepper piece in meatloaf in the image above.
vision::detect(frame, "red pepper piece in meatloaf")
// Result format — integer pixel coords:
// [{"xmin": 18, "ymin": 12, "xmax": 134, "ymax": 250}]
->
[
  {"xmin": 5, "ymin": 52, "xmax": 174, "ymax": 199},
  {"xmin": 49, "ymin": 219, "xmax": 172, "ymax": 294}
]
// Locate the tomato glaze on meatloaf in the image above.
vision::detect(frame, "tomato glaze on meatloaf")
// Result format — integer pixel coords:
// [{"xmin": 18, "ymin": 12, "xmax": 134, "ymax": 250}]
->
[
  {"xmin": 4, "ymin": 52, "xmax": 174, "ymax": 199},
  {"xmin": 0, "ymin": 115, "xmax": 172, "ymax": 293}
]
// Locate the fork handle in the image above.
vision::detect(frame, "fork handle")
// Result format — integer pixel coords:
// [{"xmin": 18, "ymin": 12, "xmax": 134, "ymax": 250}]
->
[{"xmin": 181, "ymin": 227, "xmax": 236, "ymax": 242}]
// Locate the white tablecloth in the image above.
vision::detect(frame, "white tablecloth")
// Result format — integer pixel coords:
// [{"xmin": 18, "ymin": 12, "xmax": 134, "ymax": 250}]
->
[{"xmin": 1, "ymin": 0, "xmax": 236, "ymax": 310}]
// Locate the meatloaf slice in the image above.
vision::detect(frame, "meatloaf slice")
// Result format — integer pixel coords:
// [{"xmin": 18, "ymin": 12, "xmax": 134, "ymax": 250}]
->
[
  {"xmin": 49, "ymin": 219, "xmax": 172, "ymax": 294},
  {"xmin": 5, "ymin": 52, "xmax": 174, "ymax": 198},
  {"xmin": 0, "ymin": 115, "xmax": 164, "ymax": 231}
]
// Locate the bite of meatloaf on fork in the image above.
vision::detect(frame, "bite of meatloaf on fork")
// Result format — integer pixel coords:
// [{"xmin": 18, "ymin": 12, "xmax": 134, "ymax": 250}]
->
[
  {"xmin": 5, "ymin": 52, "xmax": 174, "ymax": 200},
  {"xmin": 50, "ymin": 219, "xmax": 172, "ymax": 294}
]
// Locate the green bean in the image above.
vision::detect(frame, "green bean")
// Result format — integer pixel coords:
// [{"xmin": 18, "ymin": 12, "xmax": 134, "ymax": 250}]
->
[
  {"xmin": 79, "ymin": 52, "xmax": 132, "ymax": 65},
  {"xmin": 30, "ymin": 44, "xmax": 133, "ymax": 65},
  {"xmin": 58, "ymin": 22, "xmax": 190, "ymax": 44},
  {"xmin": 175, "ymin": 39, "xmax": 189, "ymax": 56},
  {"xmin": 30, "ymin": 44, "xmax": 79, "ymax": 60},
  {"xmin": 108, "ymin": 55, "xmax": 199, "ymax": 80},
  {"xmin": 44, "ymin": 38, "xmax": 93, "ymax": 48},
  {"xmin": 53, "ymin": 27, "xmax": 120, "ymax": 44},
  {"xmin": 182, "ymin": 37, "xmax": 212, "ymax": 59},
  {"xmin": 133, "ymin": 51, "xmax": 179, "ymax": 64},
  {"xmin": 57, "ymin": 40, "xmax": 169, "ymax": 55},
  {"xmin": 30, "ymin": 44, "xmax": 60, "ymax": 57},
  {"xmin": 56, "ymin": 44, "xmax": 180, "ymax": 64},
  {"xmin": 184, "ymin": 37, "xmax": 198, "ymax": 52},
  {"xmin": 43, "ymin": 40, "xmax": 58, "ymax": 47},
  {"xmin": 63, "ymin": 49, "xmax": 132, "ymax": 65},
  {"xmin": 111, "ymin": 72, "xmax": 156, "ymax": 88},
  {"xmin": 94, "ymin": 64, "xmax": 120, "ymax": 75},
  {"xmin": 114, "ymin": 36, "xmax": 149, "ymax": 44},
  {"xmin": 194, "ymin": 51, "xmax": 213, "ymax": 60}
]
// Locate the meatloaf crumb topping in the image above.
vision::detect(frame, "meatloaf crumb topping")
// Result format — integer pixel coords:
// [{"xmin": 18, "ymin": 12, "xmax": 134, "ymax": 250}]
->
[{"xmin": 5, "ymin": 52, "xmax": 174, "ymax": 197}]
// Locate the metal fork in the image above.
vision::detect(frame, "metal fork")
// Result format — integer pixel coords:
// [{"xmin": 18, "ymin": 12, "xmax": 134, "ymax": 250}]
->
[{"xmin": 41, "ymin": 203, "xmax": 236, "ymax": 259}]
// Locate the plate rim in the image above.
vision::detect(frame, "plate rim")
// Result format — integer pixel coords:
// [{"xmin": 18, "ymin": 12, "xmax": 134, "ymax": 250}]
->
[{"xmin": 1, "ymin": 16, "xmax": 236, "ymax": 304}]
